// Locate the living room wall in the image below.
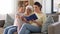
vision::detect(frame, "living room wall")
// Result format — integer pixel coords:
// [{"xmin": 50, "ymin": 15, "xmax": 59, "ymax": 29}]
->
[{"xmin": 0, "ymin": 0, "xmax": 53, "ymax": 20}]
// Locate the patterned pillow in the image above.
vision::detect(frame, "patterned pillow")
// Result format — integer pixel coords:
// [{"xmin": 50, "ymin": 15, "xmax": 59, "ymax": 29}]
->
[
  {"xmin": 4, "ymin": 14, "xmax": 14, "ymax": 28},
  {"xmin": 41, "ymin": 15, "xmax": 54, "ymax": 33}
]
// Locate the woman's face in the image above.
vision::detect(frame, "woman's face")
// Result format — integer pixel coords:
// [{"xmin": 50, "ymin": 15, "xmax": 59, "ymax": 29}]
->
[
  {"xmin": 33, "ymin": 5, "xmax": 40, "ymax": 12},
  {"xmin": 18, "ymin": 7, "xmax": 25, "ymax": 13}
]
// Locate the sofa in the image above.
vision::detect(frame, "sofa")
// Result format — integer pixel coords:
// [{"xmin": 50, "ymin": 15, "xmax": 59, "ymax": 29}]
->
[
  {"xmin": 1, "ymin": 22, "xmax": 60, "ymax": 34},
  {"xmin": 0, "ymin": 14, "xmax": 60, "ymax": 34}
]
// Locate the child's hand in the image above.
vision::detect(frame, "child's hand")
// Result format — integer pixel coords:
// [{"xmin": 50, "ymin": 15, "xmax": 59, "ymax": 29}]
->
[
  {"xmin": 16, "ymin": 15, "xmax": 20, "ymax": 19},
  {"xmin": 21, "ymin": 16, "xmax": 28, "ymax": 23}
]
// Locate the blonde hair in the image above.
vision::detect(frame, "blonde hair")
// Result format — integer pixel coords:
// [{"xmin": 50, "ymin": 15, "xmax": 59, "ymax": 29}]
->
[
  {"xmin": 26, "ymin": 5, "xmax": 33, "ymax": 11},
  {"xmin": 25, "ymin": 5, "xmax": 33, "ymax": 15}
]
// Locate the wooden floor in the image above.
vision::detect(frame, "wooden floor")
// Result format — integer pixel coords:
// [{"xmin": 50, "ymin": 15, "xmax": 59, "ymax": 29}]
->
[{"xmin": 0, "ymin": 28, "xmax": 4, "ymax": 34}]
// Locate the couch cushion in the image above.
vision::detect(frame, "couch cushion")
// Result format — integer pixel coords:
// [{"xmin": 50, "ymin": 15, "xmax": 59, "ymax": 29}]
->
[
  {"xmin": 4, "ymin": 14, "xmax": 14, "ymax": 28},
  {"xmin": 13, "ymin": 32, "xmax": 43, "ymax": 34},
  {"xmin": 41, "ymin": 15, "xmax": 54, "ymax": 33},
  {"xmin": 31, "ymin": 33, "xmax": 43, "ymax": 34}
]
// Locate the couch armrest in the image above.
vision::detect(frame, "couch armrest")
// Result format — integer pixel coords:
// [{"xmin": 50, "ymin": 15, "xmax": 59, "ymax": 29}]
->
[
  {"xmin": 48, "ymin": 22, "xmax": 60, "ymax": 34},
  {"xmin": 0, "ymin": 20, "xmax": 5, "ymax": 27}
]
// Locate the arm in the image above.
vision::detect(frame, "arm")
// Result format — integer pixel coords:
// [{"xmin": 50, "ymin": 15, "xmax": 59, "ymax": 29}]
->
[
  {"xmin": 14, "ymin": 14, "xmax": 23, "ymax": 31},
  {"xmin": 32, "ymin": 15, "xmax": 46, "ymax": 26},
  {"xmin": 13, "ymin": 14, "xmax": 20, "ymax": 26},
  {"xmin": 32, "ymin": 20, "xmax": 43, "ymax": 26}
]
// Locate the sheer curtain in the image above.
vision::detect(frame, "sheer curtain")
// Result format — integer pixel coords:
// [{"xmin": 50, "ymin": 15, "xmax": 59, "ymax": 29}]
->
[
  {"xmin": 0, "ymin": 0, "xmax": 15, "ymax": 14},
  {"xmin": 0, "ymin": 0, "xmax": 17, "ymax": 20}
]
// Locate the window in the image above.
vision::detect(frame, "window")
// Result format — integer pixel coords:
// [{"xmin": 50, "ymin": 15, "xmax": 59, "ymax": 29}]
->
[
  {"xmin": 52, "ymin": 0, "xmax": 60, "ymax": 13},
  {"xmin": 0, "ymin": 0, "xmax": 14, "ymax": 14}
]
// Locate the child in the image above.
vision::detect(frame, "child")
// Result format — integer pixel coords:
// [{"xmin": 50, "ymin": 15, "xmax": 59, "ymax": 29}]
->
[
  {"xmin": 3, "ymin": 5, "xmax": 25, "ymax": 34},
  {"xmin": 14, "ymin": 5, "xmax": 25, "ymax": 32}
]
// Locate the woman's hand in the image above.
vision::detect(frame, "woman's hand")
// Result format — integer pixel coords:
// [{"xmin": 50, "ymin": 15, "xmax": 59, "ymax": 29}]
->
[{"xmin": 31, "ymin": 20, "xmax": 37, "ymax": 23}]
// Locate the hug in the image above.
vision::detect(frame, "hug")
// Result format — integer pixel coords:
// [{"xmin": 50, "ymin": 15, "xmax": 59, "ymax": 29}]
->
[{"xmin": 3, "ymin": 2, "xmax": 46, "ymax": 34}]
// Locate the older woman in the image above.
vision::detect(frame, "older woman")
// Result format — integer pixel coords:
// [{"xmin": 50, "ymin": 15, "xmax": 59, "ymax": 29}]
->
[{"xmin": 18, "ymin": 2, "xmax": 46, "ymax": 34}]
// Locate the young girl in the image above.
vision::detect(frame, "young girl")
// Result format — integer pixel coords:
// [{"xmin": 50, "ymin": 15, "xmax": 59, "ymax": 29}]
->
[
  {"xmin": 3, "ymin": 5, "xmax": 25, "ymax": 34},
  {"xmin": 14, "ymin": 5, "xmax": 25, "ymax": 32}
]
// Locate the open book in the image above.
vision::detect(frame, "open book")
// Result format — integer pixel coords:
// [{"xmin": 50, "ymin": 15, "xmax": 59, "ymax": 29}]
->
[{"xmin": 25, "ymin": 14, "xmax": 38, "ymax": 21}]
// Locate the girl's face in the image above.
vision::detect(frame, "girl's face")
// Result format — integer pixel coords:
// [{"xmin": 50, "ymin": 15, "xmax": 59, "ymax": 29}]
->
[
  {"xmin": 18, "ymin": 7, "xmax": 25, "ymax": 13},
  {"xmin": 25, "ymin": 8, "xmax": 32, "ymax": 15},
  {"xmin": 33, "ymin": 5, "xmax": 40, "ymax": 13}
]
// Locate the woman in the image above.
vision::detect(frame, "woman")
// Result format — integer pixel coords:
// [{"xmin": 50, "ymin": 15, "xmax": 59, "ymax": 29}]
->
[
  {"xmin": 18, "ymin": 2, "xmax": 46, "ymax": 34},
  {"xmin": 3, "ymin": 5, "xmax": 25, "ymax": 34}
]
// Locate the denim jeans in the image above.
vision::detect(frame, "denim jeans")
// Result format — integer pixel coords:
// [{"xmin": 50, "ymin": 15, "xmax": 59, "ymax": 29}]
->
[
  {"xmin": 18, "ymin": 23, "xmax": 41, "ymax": 34},
  {"xmin": 3, "ymin": 26, "xmax": 17, "ymax": 34}
]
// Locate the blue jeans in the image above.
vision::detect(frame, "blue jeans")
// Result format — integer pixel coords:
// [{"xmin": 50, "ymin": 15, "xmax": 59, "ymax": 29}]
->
[
  {"xmin": 18, "ymin": 23, "xmax": 41, "ymax": 34},
  {"xmin": 3, "ymin": 26, "xmax": 17, "ymax": 34}
]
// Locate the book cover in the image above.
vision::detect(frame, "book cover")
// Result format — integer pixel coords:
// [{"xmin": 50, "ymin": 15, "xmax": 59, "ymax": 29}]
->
[{"xmin": 25, "ymin": 14, "xmax": 38, "ymax": 21}]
